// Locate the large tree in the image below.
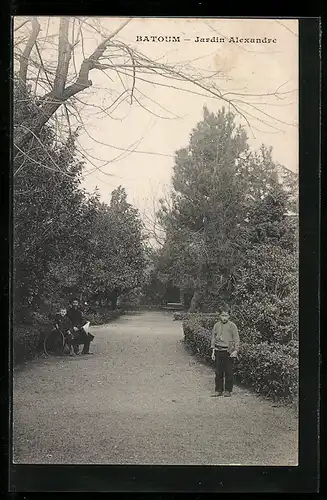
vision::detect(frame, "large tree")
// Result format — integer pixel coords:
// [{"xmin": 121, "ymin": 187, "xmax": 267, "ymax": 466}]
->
[
  {"xmin": 80, "ymin": 186, "xmax": 147, "ymax": 308},
  {"xmin": 158, "ymin": 107, "xmax": 248, "ymax": 310},
  {"xmin": 14, "ymin": 82, "xmax": 98, "ymax": 317},
  {"xmin": 156, "ymin": 106, "xmax": 298, "ymax": 311},
  {"xmin": 14, "ymin": 82, "xmax": 147, "ymax": 318}
]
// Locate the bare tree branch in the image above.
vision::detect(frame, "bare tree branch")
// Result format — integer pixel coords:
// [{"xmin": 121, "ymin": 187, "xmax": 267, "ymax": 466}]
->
[
  {"xmin": 19, "ymin": 17, "xmax": 41, "ymax": 87},
  {"xmin": 14, "ymin": 18, "xmax": 132, "ymax": 156},
  {"xmin": 14, "ymin": 19, "xmax": 30, "ymax": 32},
  {"xmin": 53, "ymin": 17, "xmax": 73, "ymax": 96},
  {"xmin": 14, "ymin": 16, "xmax": 298, "ymax": 176},
  {"xmin": 62, "ymin": 18, "xmax": 132, "ymax": 100},
  {"xmin": 276, "ymin": 20, "xmax": 298, "ymax": 37},
  {"xmin": 34, "ymin": 41, "xmax": 53, "ymax": 90}
]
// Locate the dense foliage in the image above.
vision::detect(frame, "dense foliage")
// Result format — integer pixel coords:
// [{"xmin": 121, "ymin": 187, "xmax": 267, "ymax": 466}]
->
[{"xmin": 13, "ymin": 82, "xmax": 147, "ymax": 361}]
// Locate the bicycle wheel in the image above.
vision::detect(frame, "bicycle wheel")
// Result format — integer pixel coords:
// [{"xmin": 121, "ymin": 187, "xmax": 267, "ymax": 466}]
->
[{"xmin": 43, "ymin": 330, "xmax": 65, "ymax": 356}]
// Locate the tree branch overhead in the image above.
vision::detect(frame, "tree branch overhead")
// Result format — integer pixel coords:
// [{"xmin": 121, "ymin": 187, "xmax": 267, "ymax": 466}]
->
[
  {"xmin": 19, "ymin": 17, "xmax": 41, "ymax": 86},
  {"xmin": 14, "ymin": 16, "xmax": 298, "ymax": 173}
]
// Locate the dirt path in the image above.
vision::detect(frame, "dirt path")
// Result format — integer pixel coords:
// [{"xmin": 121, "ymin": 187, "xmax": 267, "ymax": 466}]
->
[{"xmin": 13, "ymin": 311, "xmax": 298, "ymax": 465}]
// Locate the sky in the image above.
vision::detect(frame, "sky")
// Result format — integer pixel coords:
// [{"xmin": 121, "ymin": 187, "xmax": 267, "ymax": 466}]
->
[
  {"xmin": 75, "ymin": 18, "xmax": 298, "ymax": 220},
  {"xmin": 16, "ymin": 17, "xmax": 299, "ymax": 220}
]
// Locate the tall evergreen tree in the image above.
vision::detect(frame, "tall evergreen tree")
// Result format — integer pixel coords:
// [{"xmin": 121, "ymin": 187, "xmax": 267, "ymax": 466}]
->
[{"xmin": 157, "ymin": 106, "xmax": 298, "ymax": 312}]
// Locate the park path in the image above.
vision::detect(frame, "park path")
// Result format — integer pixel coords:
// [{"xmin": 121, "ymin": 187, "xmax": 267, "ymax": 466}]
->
[{"xmin": 13, "ymin": 311, "xmax": 298, "ymax": 465}]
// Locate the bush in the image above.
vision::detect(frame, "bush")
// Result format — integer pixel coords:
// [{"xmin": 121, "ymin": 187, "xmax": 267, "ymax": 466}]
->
[
  {"xmin": 235, "ymin": 342, "xmax": 298, "ymax": 402},
  {"xmin": 173, "ymin": 311, "xmax": 194, "ymax": 321},
  {"xmin": 13, "ymin": 325, "xmax": 40, "ymax": 364},
  {"xmin": 229, "ymin": 245, "xmax": 298, "ymax": 344},
  {"xmin": 13, "ymin": 312, "xmax": 51, "ymax": 365},
  {"xmin": 182, "ymin": 310, "xmax": 294, "ymax": 345},
  {"xmin": 230, "ymin": 293, "xmax": 298, "ymax": 344},
  {"xmin": 182, "ymin": 314, "xmax": 205, "ymax": 344},
  {"xmin": 87, "ymin": 308, "xmax": 121, "ymax": 325},
  {"xmin": 182, "ymin": 312, "xmax": 219, "ymax": 328},
  {"xmin": 118, "ymin": 288, "xmax": 143, "ymax": 311},
  {"xmin": 182, "ymin": 316, "xmax": 298, "ymax": 403}
]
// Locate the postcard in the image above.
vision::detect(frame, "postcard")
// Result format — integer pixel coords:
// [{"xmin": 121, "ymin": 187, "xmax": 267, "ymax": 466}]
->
[{"xmin": 11, "ymin": 15, "xmax": 318, "ymax": 492}]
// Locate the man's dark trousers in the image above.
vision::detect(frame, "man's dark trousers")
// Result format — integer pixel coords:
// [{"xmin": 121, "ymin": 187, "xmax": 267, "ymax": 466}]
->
[
  {"xmin": 73, "ymin": 330, "xmax": 94, "ymax": 354},
  {"xmin": 215, "ymin": 350, "xmax": 233, "ymax": 392},
  {"xmin": 81, "ymin": 333, "xmax": 91, "ymax": 354}
]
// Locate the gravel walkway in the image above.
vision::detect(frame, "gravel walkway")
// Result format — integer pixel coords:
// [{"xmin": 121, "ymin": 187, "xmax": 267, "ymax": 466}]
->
[{"xmin": 13, "ymin": 311, "xmax": 298, "ymax": 465}]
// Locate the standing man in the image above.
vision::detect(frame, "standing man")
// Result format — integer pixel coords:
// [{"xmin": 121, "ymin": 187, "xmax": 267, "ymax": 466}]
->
[
  {"xmin": 211, "ymin": 309, "xmax": 240, "ymax": 397},
  {"xmin": 67, "ymin": 298, "xmax": 95, "ymax": 355}
]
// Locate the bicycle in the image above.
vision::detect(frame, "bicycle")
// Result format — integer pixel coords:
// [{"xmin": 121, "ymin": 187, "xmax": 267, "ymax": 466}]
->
[{"xmin": 43, "ymin": 328, "xmax": 70, "ymax": 356}]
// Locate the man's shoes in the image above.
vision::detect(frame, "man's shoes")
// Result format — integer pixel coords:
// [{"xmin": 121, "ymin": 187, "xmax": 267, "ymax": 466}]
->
[
  {"xmin": 224, "ymin": 391, "xmax": 232, "ymax": 397},
  {"xmin": 211, "ymin": 391, "xmax": 223, "ymax": 397},
  {"xmin": 82, "ymin": 352, "xmax": 93, "ymax": 355}
]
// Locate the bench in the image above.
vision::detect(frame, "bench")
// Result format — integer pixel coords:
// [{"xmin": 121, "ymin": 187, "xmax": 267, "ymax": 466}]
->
[{"xmin": 164, "ymin": 302, "xmax": 184, "ymax": 311}]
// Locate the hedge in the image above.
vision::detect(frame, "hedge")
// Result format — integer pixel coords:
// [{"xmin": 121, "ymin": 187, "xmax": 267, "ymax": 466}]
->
[
  {"xmin": 177, "ymin": 311, "xmax": 219, "ymax": 325},
  {"xmin": 173, "ymin": 311, "xmax": 219, "ymax": 322},
  {"xmin": 235, "ymin": 342, "xmax": 298, "ymax": 402},
  {"xmin": 13, "ymin": 311, "xmax": 50, "ymax": 364},
  {"xmin": 87, "ymin": 308, "xmax": 121, "ymax": 325},
  {"xmin": 182, "ymin": 312, "xmax": 290, "ymax": 344},
  {"xmin": 182, "ymin": 314, "xmax": 298, "ymax": 403}
]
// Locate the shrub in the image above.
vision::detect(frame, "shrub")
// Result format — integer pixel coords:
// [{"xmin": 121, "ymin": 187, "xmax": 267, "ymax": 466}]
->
[
  {"xmin": 183, "ymin": 312, "xmax": 219, "ymax": 326},
  {"xmin": 13, "ymin": 325, "xmax": 40, "ymax": 364},
  {"xmin": 118, "ymin": 288, "xmax": 143, "ymax": 311},
  {"xmin": 235, "ymin": 342, "xmax": 298, "ymax": 402},
  {"xmin": 87, "ymin": 309, "xmax": 121, "ymax": 325},
  {"xmin": 182, "ymin": 313, "xmax": 221, "ymax": 353},
  {"xmin": 229, "ymin": 245, "xmax": 298, "ymax": 344},
  {"xmin": 230, "ymin": 294, "xmax": 298, "ymax": 344},
  {"xmin": 173, "ymin": 311, "xmax": 209, "ymax": 321},
  {"xmin": 173, "ymin": 312, "xmax": 186, "ymax": 321},
  {"xmin": 182, "ymin": 310, "xmax": 293, "ymax": 345},
  {"xmin": 195, "ymin": 328, "xmax": 212, "ymax": 357},
  {"xmin": 13, "ymin": 312, "xmax": 51, "ymax": 364}
]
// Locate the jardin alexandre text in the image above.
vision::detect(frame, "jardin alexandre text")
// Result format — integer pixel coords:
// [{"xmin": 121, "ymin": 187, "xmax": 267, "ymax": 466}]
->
[{"xmin": 135, "ymin": 35, "xmax": 277, "ymax": 43}]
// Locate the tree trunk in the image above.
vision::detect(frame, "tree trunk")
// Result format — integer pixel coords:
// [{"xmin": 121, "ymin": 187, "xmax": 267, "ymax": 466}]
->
[
  {"xmin": 14, "ymin": 97, "xmax": 63, "ymax": 155},
  {"xmin": 108, "ymin": 291, "xmax": 118, "ymax": 310}
]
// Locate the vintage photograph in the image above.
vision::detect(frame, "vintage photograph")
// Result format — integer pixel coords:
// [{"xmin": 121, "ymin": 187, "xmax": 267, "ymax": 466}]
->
[{"xmin": 12, "ymin": 17, "xmax": 299, "ymax": 466}]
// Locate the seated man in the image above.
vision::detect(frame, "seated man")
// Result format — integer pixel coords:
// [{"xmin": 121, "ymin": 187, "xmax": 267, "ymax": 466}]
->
[
  {"xmin": 54, "ymin": 307, "xmax": 75, "ymax": 356},
  {"xmin": 66, "ymin": 298, "xmax": 95, "ymax": 355}
]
